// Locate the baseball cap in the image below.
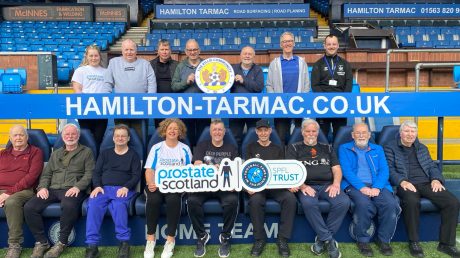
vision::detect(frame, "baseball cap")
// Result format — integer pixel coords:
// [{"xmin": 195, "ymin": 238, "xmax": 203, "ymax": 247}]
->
[{"xmin": 256, "ymin": 119, "xmax": 270, "ymax": 129}]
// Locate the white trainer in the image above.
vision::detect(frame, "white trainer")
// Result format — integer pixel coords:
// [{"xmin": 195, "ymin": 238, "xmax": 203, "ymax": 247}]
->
[
  {"xmin": 161, "ymin": 241, "xmax": 175, "ymax": 258},
  {"xmin": 144, "ymin": 240, "xmax": 156, "ymax": 258}
]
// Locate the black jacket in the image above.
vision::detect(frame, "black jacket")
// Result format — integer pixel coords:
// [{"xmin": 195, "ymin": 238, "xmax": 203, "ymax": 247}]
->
[
  {"xmin": 150, "ymin": 57, "xmax": 178, "ymax": 92},
  {"xmin": 231, "ymin": 63, "xmax": 264, "ymax": 93},
  {"xmin": 383, "ymin": 138, "xmax": 444, "ymax": 187},
  {"xmin": 311, "ymin": 54, "xmax": 353, "ymax": 92}
]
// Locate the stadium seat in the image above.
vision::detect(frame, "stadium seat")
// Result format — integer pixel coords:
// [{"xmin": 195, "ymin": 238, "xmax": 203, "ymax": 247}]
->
[
  {"xmin": 376, "ymin": 125, "xmax": 399, "ymax": 146},
  {"xmin": 332, "ymin": 125, "xmax": 375, "ymax": 153},
  {"xmin": 196, "ymin": 126, "xmax": 238, "ymax": 150},
  {"xmin": 100, "ymin": 128, "xmax": 144, "ymax": 162},
  {"xmin": 6, "ymin": 128, "xmax": 52, "ymax": 162},
  {"xmin": 241, "ymin": 127, "xmax": 282, "ymax": 160},
  {"xmin": 288, "ymin": 127, "xmax": 329, "ymax": 146}
]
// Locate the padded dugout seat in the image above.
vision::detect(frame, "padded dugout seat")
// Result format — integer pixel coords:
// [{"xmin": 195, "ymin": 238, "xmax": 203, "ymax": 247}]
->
[
  {"xmin": 241, "ymin": 127, "xmax": 282, "ymax": 159},
  {"xmin": 288, "ymin": 127, "xmax": 329, "ymax": 146}
]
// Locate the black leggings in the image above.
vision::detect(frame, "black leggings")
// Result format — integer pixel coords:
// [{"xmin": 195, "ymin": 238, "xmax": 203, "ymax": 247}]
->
[{"xmin": 144, "ymin": 190, "xmax": 182, "ymax": 237}]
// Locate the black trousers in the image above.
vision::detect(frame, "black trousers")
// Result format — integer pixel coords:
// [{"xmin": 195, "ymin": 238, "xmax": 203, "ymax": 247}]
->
[
  {"xmin": 144, "ymin": 190, "xmax": 182, "ymax": 237},
  {"xmin": 24, "ymin": 189, "xmax": 86, "ymax": 244},
  {"xmin": 78, "ymin": 118, "xmax": 107, "ymax": 147},
  {"xmin": 187, "ymin": 191, "xmax": 239, "ymax": 239},
  {"xmin": 397, "ymin": 182, "xmax": 460, "ymax": 246},
  {"xmin": 274, "ymin": 118, "xmax": 302, "ymax": 146},
  {"xmin": 229, "ymin": 118, "xmax": 257, "ymax": 146},
  {"xmin": 317, "ymin": 117, "xmax": 347, "ymax": 142},
  {"xmin": 248, "ymin": 189, "xmax": 297, "ymax": 240}
]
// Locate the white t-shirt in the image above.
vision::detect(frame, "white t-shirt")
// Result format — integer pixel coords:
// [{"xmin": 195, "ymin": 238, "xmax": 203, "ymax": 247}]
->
[
  {"xmin": 145, "ymin": 141, "xmax": 192, "ymax": 170},
  {"xmin": 71, "ymin": 65, "xmax": 111, "ymax": 93}
]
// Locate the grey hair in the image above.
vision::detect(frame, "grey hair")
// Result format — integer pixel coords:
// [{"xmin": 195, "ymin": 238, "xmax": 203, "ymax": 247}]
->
[
  {"xmin": 62, "ymin": 123, "xmax": 80, "ymax": 135},
  {"xmin": 352, "ymin": 122, "xmax": 370, "ymax": 132},
  {"xmin": 9, "ymin": 125, "xmax": 28, "ymax": 137},
  {"xmin": 399, "ymin": 120, "xmax": 418, "ymax": 133},
  {"xmin": 280, "ymin": 31, "xmax": 294, "ymax": 42},
  {"xmin": 301, "ymin": 119, "xmax": 320, "ymax": 130}
]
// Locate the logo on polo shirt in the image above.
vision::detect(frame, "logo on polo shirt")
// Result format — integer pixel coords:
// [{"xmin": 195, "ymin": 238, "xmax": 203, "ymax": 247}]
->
[{"xmin": 195, "ymin": 58, "xmax": 235, "ymax": 93}]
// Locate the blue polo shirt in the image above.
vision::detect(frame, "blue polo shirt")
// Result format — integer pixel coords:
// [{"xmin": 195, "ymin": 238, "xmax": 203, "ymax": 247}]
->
[
  {"xmin": 355, "ymin": 145, "xmax": 372, "ymax": 184},
  {"xmin": 281, "ymin": 55, "xmax": 299, "ymax": 93}
]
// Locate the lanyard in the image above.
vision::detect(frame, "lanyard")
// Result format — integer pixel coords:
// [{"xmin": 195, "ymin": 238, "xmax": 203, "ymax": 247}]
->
[{"xmin": 323, "ymin": 55, "xmax": 338, "ymax": 77}]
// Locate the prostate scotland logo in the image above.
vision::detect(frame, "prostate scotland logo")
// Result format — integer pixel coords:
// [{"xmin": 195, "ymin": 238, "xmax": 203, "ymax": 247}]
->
[
  {"xmin": 195, "ymin": 57, "xmax": 235, "ymax": 93},
  {"xmin": 155, "ymin": 158, "xmax": 307, "ymax": 193}
]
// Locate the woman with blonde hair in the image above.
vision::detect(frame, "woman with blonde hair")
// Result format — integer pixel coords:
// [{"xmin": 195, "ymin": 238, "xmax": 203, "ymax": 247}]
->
[
  {"xmin": 71, "ymin": 44, "xmax": 111, "ymax": 146},
  {"xmin": 144, "ymin": 118, "xmax": 191, "ymax": 258}
]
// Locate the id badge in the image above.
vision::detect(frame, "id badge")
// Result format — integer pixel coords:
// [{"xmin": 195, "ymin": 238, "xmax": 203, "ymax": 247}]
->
[{"xmin": 329, "ymin": 79, "xmax": 337, "ymax": 86}]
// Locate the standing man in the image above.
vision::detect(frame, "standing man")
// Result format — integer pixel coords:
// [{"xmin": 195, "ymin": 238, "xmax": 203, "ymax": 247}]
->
[
  {"xmin": 339, "ymin": 123, "xmax": 400, "ymax": 257},
  {"xmin": 171, "ymin": 39, "xmax": 206, "ymax": 146},
  {"xmin": 229, "ymin": 46, "xmax": 264, "ymax": 146},
  {"xmin": 266, "ymin": 31, "xmax": 310, "ymax": 145},
  {"xmin": 384, "ymin": 121, "xmax": 460, "ymax": 258},
  {"xmin": 104, "ymin": 39, "xmax": 156, "ymax": 139},
  {"xmin": 246, "ymin": 119, "xmax": 296, "ymax": 257},
  {"xmin": 150, "ymin": 39, "xmax": 179, "ymax": 128},
  {"xmin": 0, "ymin": 125, "xmax": 43, "ymax": 258},
  {"xmin": 188, "ymin": 119, "xmax": 239, "ymax": 258},
  {"xmin": 286, "ymin": 119, "xmax": 349, "ymax": 258},
  {"xmin": 85, "ymin": 124, "xmax": 141, "ymax": 258},
  {"xmin": 311, "ymin": 34, "xmax": 353, "ymax": 141},
  {"xmin": 24, "ymin": 123, "xmax": 94, "ymax": 258}
]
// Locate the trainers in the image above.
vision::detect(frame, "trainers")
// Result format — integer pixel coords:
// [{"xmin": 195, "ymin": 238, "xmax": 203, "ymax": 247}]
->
[
  {"xmin": 276, "ymin": 237, "xmax": 290, "ymax": 257},
  {"xmin": 311, "ymin": 236, "xmax": 325, "ymax": 255},
  {"xmin": 31, "ymin": 242, "xmax": 50, "ymax": 258},
  {"xmin": 250, "ymin": 239, "xmax": 266, "ymax": 257},
  {"xmin": 85, "ymin": 245, "xmax": 99, "ymax": 258},
  {"xmin": 194, "ymin": 232, "xmax": 210, "ymax": 257},
  {"xmin": 5, "ymin": 243, "xmax": 22, "ymax": 258},
  {"xmin": 161, "ymin": 241, "xmax": 175, "ymax": 258},
  {"xmin": 44, "ymin": 242, "xmax": 66, "ymax": 258},
  {"xmin": 376, "ymin": 240, "xmax": 393, "ymax": 256},
  {"xmin": 326, "ymin": 239, "xmax": 341, "ymax": 258},
  {"xmin": 144, "ymin": 240, "xmax": 156, "ymax": 258},
  {"xmin": 409, "ymin": 242, "xmax": 424, "ymax": 257},
  {"xmin": 218, "ymin": 234, "xmax": 231, "ymax": 258},
  {"xmin": 118, "ymin": 241, "xmax": 130, "ymax": 258},
  {"xmin": 437, "ymin": 243, "xmax": 460, "ymax": 258},
  {"xmin": 357, "ymin": 242, "xmax": 373, "ymax": 257}
]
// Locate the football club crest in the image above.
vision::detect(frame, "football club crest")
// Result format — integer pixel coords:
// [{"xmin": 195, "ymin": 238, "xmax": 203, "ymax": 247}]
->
[
  {"xmin": 195, "ymin": 57, "xmax": 235, "ymax": 93},
  {"xmin": 48, "ymin": 221, "xmax": 76, "ymax": 245}
]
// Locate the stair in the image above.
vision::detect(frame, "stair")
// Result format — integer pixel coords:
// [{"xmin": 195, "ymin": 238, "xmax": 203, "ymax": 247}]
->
[
  {"xmin": 110, "ymin": 27, "xmax": 150, "ymax": 51},
  {"xmin": 310, "ymin": 9, "xmax": 330, "ymax": 43}
]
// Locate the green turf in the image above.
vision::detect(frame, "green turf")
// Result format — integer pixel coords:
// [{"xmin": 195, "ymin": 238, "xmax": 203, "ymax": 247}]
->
[
  {"xmin": 443, "ymin": 165, "xmax": 460, "ymax": 179},
  {"xmin": 0, "ymin": 242, "xmax": 451, "ymax": 258}
]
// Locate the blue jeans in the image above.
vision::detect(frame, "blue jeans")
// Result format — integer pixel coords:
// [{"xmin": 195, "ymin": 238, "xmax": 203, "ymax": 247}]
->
[
  {"xmin": 297, "ymin": 184, "xmax": 350, "ymax": 241},
  {"xmin": 346, "ymin": 187, "xmax": 401, "ymax": 243},
  {"xmin": 85, "ymin": 186, "xmax": 136, "ymax": 245}
]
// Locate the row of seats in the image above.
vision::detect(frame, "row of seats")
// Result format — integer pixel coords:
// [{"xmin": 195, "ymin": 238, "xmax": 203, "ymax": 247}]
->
[
  {"xmin": 311, "ymin": 0, "xmax": 329, "ymax": 17},
  {"xmin": 353, "ymin": 19, "xmax": 460, "ymax": 28},
  {"xmin": 0, "ymin": 68, "xmax": 27, "ymax": 94},
  {"xmin": 394, "ymin": 26, "xmax": 460, "ymax": 48},
  {"xmin": 150, "ymin": 19, "xmax": 317, "ymax": 30}
]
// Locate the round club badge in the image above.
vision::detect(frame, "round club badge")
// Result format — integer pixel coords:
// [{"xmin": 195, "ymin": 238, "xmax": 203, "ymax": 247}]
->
[
  {"xmin": 48, "ymin": 221, "xmax": 76, "ymax": 245},
  {"xmin": 241, "ymin": 159, "xmax": 269, "ymax": 191},
  {"xmin": 195, "ymin": 57, "xmax": 235, "ymax": 93}
]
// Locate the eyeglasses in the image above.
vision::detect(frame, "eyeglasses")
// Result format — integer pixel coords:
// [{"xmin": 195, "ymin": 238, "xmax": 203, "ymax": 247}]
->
[
  {"xmin": 186, "ymin": 48, "xmax": 199, "ymax": 52},
  {"xmin": 282, "ymin": 39, "xmax": 294, "ymax": 44}
]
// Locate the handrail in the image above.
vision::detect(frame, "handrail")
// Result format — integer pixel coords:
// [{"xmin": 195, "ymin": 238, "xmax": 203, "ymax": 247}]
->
[
  {"xmin": 385, "ymin": 48, "xmax": 460, "ymax": 92},
  {"xmin": 415, "ymin": 63, "xmax": 460, "ymax": 92}
]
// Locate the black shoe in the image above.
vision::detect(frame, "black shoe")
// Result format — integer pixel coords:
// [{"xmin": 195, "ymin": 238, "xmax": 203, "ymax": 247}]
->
[
  {"xmin": 326, "ymin": 239, "xmax": 342, "ymax": 258},
  {"xmin": 437, "ymin": 243, "xmax": 460, "ymax": 258},
  {"xmin": 118, "ymin": 241, "xmax": 130, "ymax": 258},
  {"xmin": 357, "ymin": 242, "xmax": 373, "ymax": 257},
  {"xmin": 409, "ymin": 242, "xmax": 424, "ymax": 257},
  {"xmin": 251, "ymin": 240, "xmax": 266, "ymax": 257},
  {"xmin": 276, "ymin": 237, "xmax": 290, "ymax": 257},
  {"xmin": 194, "ymin": 232, "xmax": 210, "ymax": 257},
  {"xmin": 85, "ymin": 245, "xmax": 99, "ymax": 258},
  {"xmin": 376, "ymin": 241, "xmax": 393, "ymax": 256}
]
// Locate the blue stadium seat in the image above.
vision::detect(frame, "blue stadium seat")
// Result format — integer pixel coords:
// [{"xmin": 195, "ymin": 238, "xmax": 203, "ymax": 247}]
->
[
  {"xmin": 288, "ymin": 127, "xmax": 329, "ymax": 146},
  {"xmin": 376, "ymin": 125, "xmax": 399, "ymax": 146},
  {"xmin": 6, "ymin": 128, "xmax": 52, "ymax": 162},
  {"xmin": 241, "ymin": 127, "xmax": 282, "ymax": 160},
  {"xmin": 57, "ymin": 67, "xmax": 71, "ymax": 83},
  {"xmin": 100, "ymin": 128, "xmax": 144, "ymax": 163},
  {"xmin": 196, "ymin": 126, "xmax": 238, "ymax": 150},
  {"xmin": 332, "ymin": 125, "xmax": 376, "ymax": 153}
]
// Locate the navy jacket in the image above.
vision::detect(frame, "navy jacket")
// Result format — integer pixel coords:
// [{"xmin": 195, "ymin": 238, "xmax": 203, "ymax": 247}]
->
[
  {"xmin": 231, "ymin": 63, "xmax": 264, "ymax": 93},
  {"xmin": 383, "ymin": 138, "xmax": 444, "ymax": 187},
  {"xmin": 339, "ymin": 141, "xmax": 393, "ymax": 192}
]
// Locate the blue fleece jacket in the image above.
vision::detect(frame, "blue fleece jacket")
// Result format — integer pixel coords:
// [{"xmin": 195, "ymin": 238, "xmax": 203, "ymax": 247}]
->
[{"xmin": 339, "ymin": 141, "xmax": 393, "ymax": 192}]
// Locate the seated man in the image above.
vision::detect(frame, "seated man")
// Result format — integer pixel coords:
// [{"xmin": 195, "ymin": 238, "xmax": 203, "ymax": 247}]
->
[
  {"xmin": 0, "ymin": 125, "xmax": 43, "ymax": 258},
  {"xmin": 384, "ymin": 120, "xmax": 460, "ymax": 258},
  {"xmin": 85, "ymin": 124, "xmax": 141, "ymax": 258},
  {"xmin": 339, "ymin": 123, "xmax": 401, "ymax": 257},
  {"xmin": 187, "ymin": 119, "xmax": 239, "ymax": 258},
  {"xmin": 24, "ymin": 123, "xmax": 94, "ymax": 258},
  {"xmin": 246, "ymin": 119, "xmax": 296, "ymax": 257},
  {"xmin": 286, "ymin": 119, "xmax": 350, "ymax": 258}
]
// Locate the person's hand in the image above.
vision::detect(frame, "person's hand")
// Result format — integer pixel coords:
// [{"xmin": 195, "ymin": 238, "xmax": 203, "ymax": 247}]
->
[
  {"xmin": 360, "ymin": 186, "xmax": 372, "ymax": 196},
  {"xmin": 187, "ymin": 73, "xmax": 195, "ymax": 84},
  {"xmin": 65, "ymin": 187, "xmax": 80, "ymax": 197},
  {"xmin": 431, "ymin": 180, "xmax": 445, "ymax": 192},
  {"xmin": 300, "ymin": 184, "xmax": 316, "ymax": 197},
  {"xmin": 0, "ymin": 193, "xmax": 10, "ymax": 207},
  {"xmin": 90, "ymin": 187, "xmax": 104, "ymax": 198},
  {"xmin": 37, "ymin": 188, "xmax": 49, "ymax": 199},
  {"xmin": 326, "ymin": 184, "xmax": 340, "ymax": 198},
  {"xmin": 147, "ymin": 183, "xmax": 157, "ymax": 192},
  {"xmin": 369, "ymin": 188, "xmax": 381, "ymax": 197},
  {"xmin": 235, "ymin": 74, "xmax": 244, "ymax": 84},
  {"xmin": 289, "ymin": 187, "xmax": 299, "ymax": 193},
  {"xmin": 117, "ymin": 187, "xmax": 129, "ymax": 198},
  {"xmin": 400, "ymin": 181, "xmax": 417, "ymax": 192}
]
